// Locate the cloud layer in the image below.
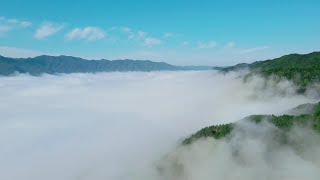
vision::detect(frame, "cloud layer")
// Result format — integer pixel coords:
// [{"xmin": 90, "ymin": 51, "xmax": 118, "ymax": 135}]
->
[
  {"xmin": 0, "ymin": 71, "xmax": 318, "ymax": 180},
  {"xmin": 157, "ymin": 120, "xmax": 320, "ymax": 180}
]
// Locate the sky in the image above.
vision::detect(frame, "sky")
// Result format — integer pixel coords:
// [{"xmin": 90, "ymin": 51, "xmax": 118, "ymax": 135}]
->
[{"xmin": 0, "ymin": 0, "xmax": 320, "ymax": 66}]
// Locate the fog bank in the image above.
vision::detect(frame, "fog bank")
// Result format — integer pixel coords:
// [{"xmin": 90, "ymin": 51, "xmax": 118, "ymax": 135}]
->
[
  {"xmin": 156, "ymin": 120, "xmax": 320, "ymax": 180},
  {"xmin": 0, "ymin": 71, "xmax": 318, "ymax": 180}
]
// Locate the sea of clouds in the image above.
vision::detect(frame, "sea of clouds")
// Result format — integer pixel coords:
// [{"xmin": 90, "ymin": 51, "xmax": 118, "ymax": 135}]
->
[{"xmin": 0, "ymin": 71, "xmax": 319, "ymax": 180}]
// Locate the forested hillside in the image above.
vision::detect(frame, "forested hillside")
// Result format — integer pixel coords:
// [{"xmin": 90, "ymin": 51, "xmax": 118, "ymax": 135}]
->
[
  {"xmin": 183, "ymin": 102, "xmax": 320, "ymax": 145},
  {"xmin": 221, "ymin": 52, "xmax": 320, "ymax": 91}
]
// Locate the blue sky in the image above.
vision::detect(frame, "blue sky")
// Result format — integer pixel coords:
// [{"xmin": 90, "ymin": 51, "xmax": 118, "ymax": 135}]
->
[{"xmin": 0, "ymin": 0, "xmax": 320, "ymax": 65}]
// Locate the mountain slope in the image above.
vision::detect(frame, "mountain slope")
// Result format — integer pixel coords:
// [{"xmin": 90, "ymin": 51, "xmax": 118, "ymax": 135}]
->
[
  {"xmin": 0, "ymin": 55, "xmax": 187, "ymax": 75},
  {"xmin": 221, "ymin": 52, "xmax": 320, "ymax": 90},
  {"xmin": 183, "ymin": 102, "xmax": 320, "ymax": 145},
  {"xmin": 158, "ymin": 102, "xmax": 320, "ymax": 179}
]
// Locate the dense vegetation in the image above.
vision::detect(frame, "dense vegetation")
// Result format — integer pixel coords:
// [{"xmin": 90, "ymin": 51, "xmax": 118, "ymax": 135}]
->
[
  {"xmin": 183, "ymin": 102, "xmax": 320, "ymax": 145},
  {"xmin": 184, "ymin": 52, "xmax": 320, "ymax": 144},
  {"xmin": 221, "ymin": 52, "xmax": 320, "ymax": 92}
]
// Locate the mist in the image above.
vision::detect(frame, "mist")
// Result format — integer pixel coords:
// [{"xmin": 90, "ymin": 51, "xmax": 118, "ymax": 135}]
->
[
  {"xmin": 157, "ymin": 119, "xmax": 320, "ymax": 180},
  {"xmin": 0, "ymin": 71, "xmax": 318, "ymax": 180}
]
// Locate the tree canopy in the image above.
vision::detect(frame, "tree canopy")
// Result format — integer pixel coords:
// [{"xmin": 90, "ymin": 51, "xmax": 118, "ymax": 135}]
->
[{"xmin": 183, "ymin": 102, "xmax": 320, "ymax": 145}]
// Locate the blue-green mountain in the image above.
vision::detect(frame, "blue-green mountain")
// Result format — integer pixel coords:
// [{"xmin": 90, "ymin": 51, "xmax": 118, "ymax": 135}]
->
[
  {"xmin": 221, "ymin": 52, "xmax": 320, "ymax": 91},
  {"xmin": 0, "ymin": 55, "xmax": 212, "ymax": 75}
]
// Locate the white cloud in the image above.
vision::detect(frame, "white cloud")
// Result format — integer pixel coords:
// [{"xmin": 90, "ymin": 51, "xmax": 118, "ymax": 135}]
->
[
  {"xmin": 163, "ymin": 32, "xmax": 174, "ymax": 38},
  {"xmin": 181, "ymin": 41, "xmax": 190, "ymax": 46},
  {"xmin": 0, "ymin": 25, "xmax": 12, "ymax": 33},
  {"xmin": 2, "ymin": 17, "xmax": 31, "ymax": 27},
  {"xmin": 121, "ymin": 27, "xmax": 132, "ymax": 33},
  {"xmin": 34, "ymin": 23, "xmax": 64, "ymax": 39},
  {"xmin": 225, "ymin": 41, "xmax": 236, "ymax": 48},
  {"xmin": 239, "ymin": 46, "xmax": 269, "ymax": 54},
  {"xmin": 120, "ymin": 27, "xmax": 135, "ymax": 39},
  {"xmin": 116, "ymin": 27, "xmax": 163, "ymax": 47},
  {"xmin": 197, "ymin": 41, "xmax": 217, "ymax": 49},
  {"xmin": 144, "ymin": 37, "xmax": 162, "ymax": 47},
  {"xmin": 137, "ymin": 31, "xmax": 147, "ymax": 40},
  {"xmin": 65, "ymin": 26, "xmax": 105, "ymax": 41},
  {"xmin": 119, "ymin": 27, "xmax": 163, "ymax": 46},
  {"xmin": 7, "ymin": 18, "xmax": 18, "ymax": 24},
  {"xmin": 20, "ymin": 21, "xmax": 32, "ymax": 28},
  {"xmin": 182, "ymin": 41, "xmax": 189, "ymax": 46},
  {"xmin": 0, "ymin": 17, "xmax": 32, "ymax": 35},
  {"xmin": 120, "ymin": 27, "xmax": 147, "ymax": 40}
]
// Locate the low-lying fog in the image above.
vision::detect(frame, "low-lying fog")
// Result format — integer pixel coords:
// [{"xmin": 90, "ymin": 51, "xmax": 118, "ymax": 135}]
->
[{"xmin": 0, "ymin": 71, "xmax": 318, "ymax": 180}]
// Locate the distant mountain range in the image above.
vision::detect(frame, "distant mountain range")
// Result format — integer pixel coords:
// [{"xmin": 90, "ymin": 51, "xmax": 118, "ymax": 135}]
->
[
  {"xmin": 0, "ymin": 55, "xmax": 213, "ymax": 75},
  {"xmin": 2, "ymin": 51, "xmax": 320, "ymax": 79}
]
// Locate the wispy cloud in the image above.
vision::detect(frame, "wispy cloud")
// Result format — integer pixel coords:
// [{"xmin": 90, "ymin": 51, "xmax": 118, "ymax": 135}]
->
[
  {"xmin": 144, "ymin": 37, "xmax": 162, "ymax": 47},
  {"xmin": 5, "ymin": 18, "xmax": 32, "ymax": 27},
  {"xmin": 118, "ymin": 27, "xmax": 162, "ymax": 47},
  {"xmin": 197, "ymin": 41, "xmax": 217, "ymax": 49},
  {"xmin": 0, "ymin": 17, "xmax": 32, "ymax": 35},
  {"xmin": 34, "ymin": 22, "xmax": 64, "ymax": 39},
  {"xmin": 20, "ymin": 21, "xmax": 32, "ymax": 28},
  {"xmin": 121, "ymin": 27, "xmax": 132, "ymax": 33},
  {"xmin": 225, "ymin": 41, "xmax": 236, "ymax": 48},
  {"xmin": 239, "ymin": 46, "xmax": 269, "ymax": 54},
  {"xmin": 181, "ymin": 41, "xmax": 189, "ymax": 46},
  {"xmin": 120, "ymin": 27, "xmax": 147, "ymax": 40},
  {"xmin": 136, "ymin": 31, "xmax": 147, "ymax": 40},
  {"xmin": 0, "ymin": 25, "xmax": 12, "ymax": 33},
  {"xmin": 65, "ymin": 26, "xmax": 105, "ymax": 41},
  {"xmin": 121, "ymin": 27, "xmax": 134, "ymax": 39},
  {"xmin": 163, "ymin": 32, "xmax": 174, "ymax": 38}
]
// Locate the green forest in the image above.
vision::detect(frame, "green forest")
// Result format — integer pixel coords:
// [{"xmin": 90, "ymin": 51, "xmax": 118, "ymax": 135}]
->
[
  {"xmin": 183, "ymin": 102, "xmax": 320, "ymax": 145},
  {"xmin": 221, "ymin": 52, "xmax": 320, "ymax": 92}
]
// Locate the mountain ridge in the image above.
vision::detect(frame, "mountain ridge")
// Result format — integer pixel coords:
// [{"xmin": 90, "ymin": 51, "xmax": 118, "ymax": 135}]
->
[
  {"xmin": 221, "ymin": 51, "xmax": 320, "ymax": 72},
  {"xmin": 183, "ymin": 102, "xmax": 320, "ymax": 145},
  {"xmin": 0, "ymin": 55, "xmax": 212, "ymax": 75},
  {"xmin": 220, "ymin": 51, "xmax": 320, "ymax": 91}
]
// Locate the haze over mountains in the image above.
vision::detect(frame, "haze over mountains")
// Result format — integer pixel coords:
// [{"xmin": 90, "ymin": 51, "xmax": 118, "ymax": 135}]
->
[
  {"xmin": 1, "ymin": 51, "xmax": 320, "ymax": 180},
  {"xmin": 0, "ymin": 55, "xmax": 180, "ymax": 75},
  {"xmin": 0, "ymin": 55, "xmax": 215, "ymax": 75},
  {"xmin": 2, "ymin": 0, "xmax": 320, "ymax": 179},
  {"xmin": 1, "ymin": 51, "xmax": 319, "ymax": 77}
]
